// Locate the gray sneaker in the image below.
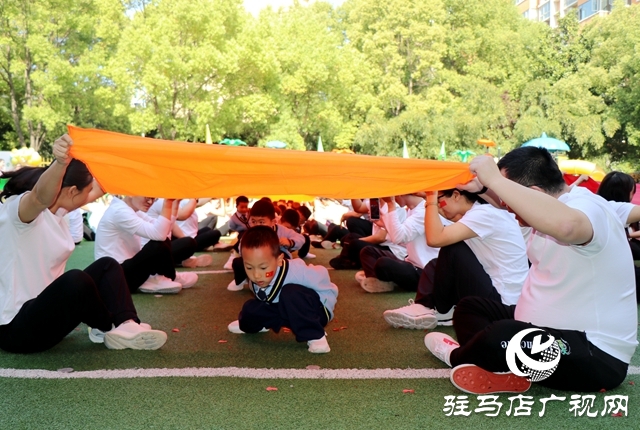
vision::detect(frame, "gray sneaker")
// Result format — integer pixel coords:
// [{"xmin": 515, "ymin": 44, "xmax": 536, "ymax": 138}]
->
[{"xmin": 383, "ymin": 300, "xmax": 437, "ymax": 329}]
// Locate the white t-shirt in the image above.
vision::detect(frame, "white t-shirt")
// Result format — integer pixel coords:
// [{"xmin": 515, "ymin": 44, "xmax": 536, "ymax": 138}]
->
[
  {"xmin": 515, "ymin": 187, "xmax": 638, "ymax": 363},
  {"xmin": 95, "ymin": 197, "xmax": 171, "ymax": 263},
  {"xmin": 66, "ymin": 208, "xmax": 84, "ymax": 243},
  {"xmin": 458, "ymin": 203, "xmax": 529, "ymax": 306},
  {"xmin": 375, "ymin": 202, "xmax": 407, "ymax": 260},
  {"xmin": 0, "ymin": 194, "xmax": 74, "ymax": 325},
  {"xmin": 381, "ymin": 203, "xmax": 439, "ymax": 268}
]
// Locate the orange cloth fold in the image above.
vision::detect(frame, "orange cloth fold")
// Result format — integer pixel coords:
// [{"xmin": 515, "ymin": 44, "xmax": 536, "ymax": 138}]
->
[{"xmin": 68, "ymin": 126, "xmax": 474, "ymax": 199}]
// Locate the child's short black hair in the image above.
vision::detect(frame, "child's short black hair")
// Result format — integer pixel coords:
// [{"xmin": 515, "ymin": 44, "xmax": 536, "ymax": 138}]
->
[
  {"xmin": 297, "ymin": 205, "xmax": 311, "ymax": 221},
  {"xmin": 281, "ymin": 209, "xmax": 300, "ymax": 227},
  {"xmin": 250, "ymin": 199, "xmax": 276, "ymax": 220},
  {"xmin": 236, "ymin": 196, "xmax": 249, "ymax": 206},
  {"xmin": 242, "ymin": 226, "xmax": 280, "ymax": 257}
]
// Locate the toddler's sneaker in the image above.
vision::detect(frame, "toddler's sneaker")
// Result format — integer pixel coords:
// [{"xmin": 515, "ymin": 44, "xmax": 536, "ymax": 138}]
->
[
  {"xmin": 383, "ymin": 300, "xmax": 437, "ymax": 329},
  {"xmin": 227, "ymin": 279, "xmax": 247, "ymax": 291},
  {"xmin": 104, "ymin": 321, "xmax": 167, "ymax": 350},
  {"xmin": 89, "ymin": 323, "xmax": 151, "ymax": 344},
  {"xmin": 450, "ymin": 364, "xmax": 531, "ymax": 395},
  {"xmin": 138, "ymin": 275, "xmax": 182, "ymax": 294},
  {"xmin": 354, "ymin": 271, "xmax": 366, "ymax": 285},
  {"xmin": 304, "ymin": 252, "xmax": 316, "ymax": 259},
  {"xmin": 223, "ymin": 252, "xmax": 237, "ymax": 270},
  {"xmin": 424, "ymin": 332, "xmax": 460, "ymax": 367},
  {"xmin": 174, "ymin": 272, "xmax": 198, "ymax": 288},
  {"xmin": 182, "ymin": 254, "xmax": 213, "ymax": 268},
  {"xmin": 308, "ymin": 335, "xmax": 330, "ymax": 353},
  {"xmin": 227, "ymin": 320, "xmax": 269, "ymax": 334}
]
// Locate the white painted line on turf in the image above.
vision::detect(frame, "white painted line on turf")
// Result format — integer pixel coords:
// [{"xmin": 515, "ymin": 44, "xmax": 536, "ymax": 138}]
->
[
  {"xmin": 0, "ymin": 367, "xmax": 451, "ymax": 380},
  {"xmin": 2, "ymin": 365, "xmax": 639, "ymax": 380}
]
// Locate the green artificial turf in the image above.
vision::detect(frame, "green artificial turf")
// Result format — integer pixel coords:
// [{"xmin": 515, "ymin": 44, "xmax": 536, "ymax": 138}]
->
[{"xmin": 0, "ymin": 242, "xmax": 639, "ymax": 429}]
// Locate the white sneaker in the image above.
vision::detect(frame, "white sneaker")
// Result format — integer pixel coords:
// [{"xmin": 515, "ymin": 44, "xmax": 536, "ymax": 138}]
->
[
  {"xmin": 223, "ymin": 252, "xmax": 237, "ymax": 270},
  {"xmin": 424, "ymin": 332, "xmax": 459, "ymax": 367},
  {"xmin": 174, "ymin": 272, "xmax": 198, "ymax": 288},
  {"xmin": 361, "ymin": 277, "xmax": 396, "ymax": 293},
  {"xmin": 383, "ymin": 299, "xmax": 438, "ymax": 329},
  {"xmin": 436, "ymin": 306, "xmax": 455, "ymax": 326},
  {"xmin": 354, "ymin": 271, "xmax": 366, "ymax": 285},
  {"xmin": 304, "ymin": 252, "xmax": 316, "ymax": 259},
  {"xmin": 104, "ymin": 321, "xmax": 167, "ymax": 350},
  {"xmin": 89, "ymin": 323, "xmax": 151, "ymax": 344},
  {"xmin": 227, "ymin": 320, "xmax": 269, "ymax": 334},
  {"xmin": 139, "ymin": 275, "xmax": 182, "ymax": 294},
  {"xmin": 182, "ymin": 254, "xmax": 213, "ymax": 268},
  {"xmin": 321, "ymin": 240, "xmax": 340, "ymax": 249},
  {"xmin": 308, "ymin": 335, "xmax": 330, "ymax": 353},
  {"xmin": 227, "ymin": 279, "xmax": 247, "ymax": 291}
]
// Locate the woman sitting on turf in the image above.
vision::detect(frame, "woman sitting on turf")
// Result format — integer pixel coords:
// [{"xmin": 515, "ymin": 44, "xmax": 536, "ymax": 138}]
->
[
  {"xmin": 383, "ymin": 188, "xmax": 528, "ymax": 330},
  {"xmin": 0, "ymin": 134, "xmax": 167, "ymax": 352}
]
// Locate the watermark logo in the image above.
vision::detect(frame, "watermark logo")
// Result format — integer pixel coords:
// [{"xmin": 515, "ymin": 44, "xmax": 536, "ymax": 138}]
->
[{"xmin": 505, "ymin": 328, "xmax": 561, "ymax": 382}]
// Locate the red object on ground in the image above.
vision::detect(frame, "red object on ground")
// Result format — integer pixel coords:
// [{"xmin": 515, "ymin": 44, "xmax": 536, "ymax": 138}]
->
[
  {"xmin": 218, "ymin": 339, "xmax": 228, "ymax": 343},
  {"xmin": 172, "ymin": 328, "xmax": 180, "ymax": 333},
  {"xmin": 402, "ymin": 389, "xmax": 415, "ymax": 394},
  {"xmin": 563, "ymin": 174, "xmax": 600, "ymax": 193},
  {"xmin": 266, "ymin": 386, "xmax": 278, "ymax": 391}
]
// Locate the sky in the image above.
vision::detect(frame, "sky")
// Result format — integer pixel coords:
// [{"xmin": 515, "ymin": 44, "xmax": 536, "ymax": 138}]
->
[{"xmin": 243, "ymin": 0, "xmax": 345, "ymax": 16}]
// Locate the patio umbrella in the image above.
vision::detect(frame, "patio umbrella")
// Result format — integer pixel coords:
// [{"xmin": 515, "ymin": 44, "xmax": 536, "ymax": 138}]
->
[
  {"xmin": 266, "ymin": 140, "xmax": 287, "ymax": 149},
  {"xmin": 402, "ymin": 140, "xmax": 409, "ymax": 159},
  {"xmin": 453, "ymin": 150, "xmax": 475, "ymax": 163},
  {"xmin": 205, "ymin": 124, "xmax": 213, "ymax": 145},
  {"xmin": 317, "ymin": 136, "xmax": 324, "ymax": 152},
  {"xmin": 219, "ymin": 138, "xmax": 247, "ymax": 146},
  {"xmin": 522, "ymin": 133, "xmax": 570, "ymax": 152}
]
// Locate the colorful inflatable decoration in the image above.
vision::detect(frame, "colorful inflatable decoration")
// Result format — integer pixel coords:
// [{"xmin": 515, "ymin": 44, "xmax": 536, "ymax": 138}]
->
[
  {"xmin": 558, "ymin": 160, "xmax": 606, "ymax": 182},
  {"xmin": 10, "ymin": 147, "xmax": 42, "ymax": 167},
  {"xmin": 67, "ymin": 126, "xmax": 474, "ymax": 199}
]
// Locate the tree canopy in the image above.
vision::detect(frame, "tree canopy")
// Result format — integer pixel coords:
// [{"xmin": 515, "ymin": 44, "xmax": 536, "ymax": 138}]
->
[{"xmin": 1, "ymin": 0, "xmax": 639, "ymax": 170}]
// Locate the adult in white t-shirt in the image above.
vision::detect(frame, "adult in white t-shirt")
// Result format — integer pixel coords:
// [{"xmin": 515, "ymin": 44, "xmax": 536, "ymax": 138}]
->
[
  {"xmin": 0, "ymin": 135, "xmax": 166, "ymax": 352},
  {"xmin": 425, "ymin": 148, "xmax": 637, "ymax": 395},
  {"xmin": 358, "ymin": 194, "xmax": 439, "ymax": 293},
  {"xmin": 385, "ymin": 188, "xmax": 528, "ymax": 330},
  {"xmin": 95, "ymin": 196, "xmax": 197, "ymax": 294}
]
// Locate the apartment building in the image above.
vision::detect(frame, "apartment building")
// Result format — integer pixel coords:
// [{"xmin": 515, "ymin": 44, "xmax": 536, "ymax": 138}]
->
[{"xmin": 515, "ymin": 0, "xmax": 639, "ymax": 27}]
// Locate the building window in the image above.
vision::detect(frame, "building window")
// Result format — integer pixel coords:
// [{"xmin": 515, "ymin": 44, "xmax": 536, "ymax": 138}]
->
[
  {"xmin": 579, "ymin": 0, "xmax": 612, "ymax": 20},
  {"xmin": 539, "ymin": 2, "xmax": 551, "ymax": 21},
  {"xmin": 565, "ymin": 0, "xmax": 577, "ymax": 7}
]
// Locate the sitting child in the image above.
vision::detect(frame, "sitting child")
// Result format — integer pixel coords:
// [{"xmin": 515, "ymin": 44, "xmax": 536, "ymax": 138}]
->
[
  {"xmin": 280, "ymin": 208, "xmax": 315, "ymax": 259},
  {"xmin": 223, "ymin": 196, "xmax": 251, "ymax": 270},
  {"xmin": 228, "ymin": 199, "xmax": 305, "ymax": 291},
  {"xmin": 227, "ymin": 226, "xmax": 338, "ymax": 353}
]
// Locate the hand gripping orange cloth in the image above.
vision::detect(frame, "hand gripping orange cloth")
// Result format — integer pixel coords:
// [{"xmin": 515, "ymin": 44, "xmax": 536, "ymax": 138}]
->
[{"xmin": 68, "ymin": 125, "xmax": 474, "ymax": 199}]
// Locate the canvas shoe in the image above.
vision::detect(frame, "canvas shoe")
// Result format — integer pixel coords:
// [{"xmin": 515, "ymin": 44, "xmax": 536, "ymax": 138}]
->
[
  {"xmin": 174, "ymin": 271, "xmax": 198, "ymax": 288},
  {"xmin": 212, "ymin": 242, "xmax": 234, "ymax": 252},
  {"xmin": 354, "ymin": 271, "xmax": 366, "ymax": 285},
  {"xmin": 227, "ymin": 279, "xmax": 247, "ymax": 291},
  {"xmin": 227, "ymin": 320, "xmax": 269, "ymax": 334},
  {"xmin": 182, "ymin": 254, "xmax": 213, "ymax": 268},
  {"xmin": 104, "ymin": 321, "xmax": 167, "ymax": 350},
  {"xmin": 139, "ymin": 275, "xmax": 182, "ymax": 294},
  {"xmin": 307, "ymin": 335, "xmax": 330, "ymax": 353},
  {"xmin": 383, "ymin": 299, "xmax": 438, "ymax": 329},
  {"xmin": 436, "ymin": 306, "xmax": 455, "ymax": 326},
  {"xmin": 424, "ymin": 332, "xmax": 460, "ymax": 367},
  {"xmin": 89, "ymin": 323, "xmax": 151, "ymax": 344},
  {"xmin": 304, "ymin": 252, "xmax": 316, "ymax": 259},
  {"xmin": 361, "ymin": 277, "xmax": 396, "ymax": 293},
  {"xmin": 223, "ymin": 252, "xmax": 237, "ymax": 270},
  {"xmin": 450, "ymin": 364, "xmax": 531, "ymax": 395}
]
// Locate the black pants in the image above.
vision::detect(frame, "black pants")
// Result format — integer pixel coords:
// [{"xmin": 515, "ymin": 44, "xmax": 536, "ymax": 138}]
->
[
  {"xmin": 346, "ymin": 217, "xmax": 372, "ymax": 237},
  {"xmin": 0, "ymin": 257, "xmax": 138, "ymax": 353},
  {"xmin": 339, "ymin": 233, "xmax": 389, "ymax": 267},
  {"xmin": 121, "ymin": 240, "xmax": 177, "ymax": 293},
  {"xmin": 194, "ymin": 227, "xmax": 221, "ymax": 251},
  {"xmin": 415, "ymin": 242, "xmax": 500, "ymax": 312},
  {"xmin": 298, "ymin": 235, "xmax": 311, "ymax": 258},
  {"xmin": 170, "ymin": 236, "xmax": 198, "ymax": 264},
  {"xmin": 360, "ymin": 246, "xmax": 421, "ymax": 291},
  {"xmin": 450, "ymin": 296, "xmax": 629, "ymax": 392},
  {"xmin": 238, "ymin": 284, "xmax": 329, "ymax": 342},
  {"xmin": 324, "ymin": 223, "xmax": 348, "ymax": 243}
]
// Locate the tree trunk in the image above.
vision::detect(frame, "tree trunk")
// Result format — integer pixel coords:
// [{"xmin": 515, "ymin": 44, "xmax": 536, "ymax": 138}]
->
[{"xmin": 1, "ymin": 47, "xmax": 26, "ymax": 147}]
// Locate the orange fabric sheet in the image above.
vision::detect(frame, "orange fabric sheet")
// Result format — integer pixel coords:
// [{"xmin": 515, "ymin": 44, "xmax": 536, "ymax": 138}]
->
[{"xmin": 68, "ymin": 126, "xmax": 474, "ymax": 199}]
